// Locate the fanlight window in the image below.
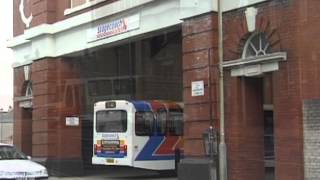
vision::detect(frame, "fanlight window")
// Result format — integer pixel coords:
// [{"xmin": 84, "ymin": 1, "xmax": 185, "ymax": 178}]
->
[
  {"xmin": 25, "ymin": 81, "xmax": 32, "ymax": 97},
  {"xmin": 242, "ymin": 32, "xmax": 272, "ymax": 58}
]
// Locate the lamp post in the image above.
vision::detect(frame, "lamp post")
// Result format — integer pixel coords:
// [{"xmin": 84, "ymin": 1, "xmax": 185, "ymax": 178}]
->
[{"xmin": 217, "ymin": 0, "xmax": 228, "ymax": 180}]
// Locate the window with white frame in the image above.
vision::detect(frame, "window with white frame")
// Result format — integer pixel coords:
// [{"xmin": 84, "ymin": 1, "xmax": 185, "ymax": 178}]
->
[
  {"xmin": 71, "ymin": 0, "xmax": 86, "ymax": 8},
  {"xmin": 66, "ymin": 0, "xmax": 107, "ymax": 15}
]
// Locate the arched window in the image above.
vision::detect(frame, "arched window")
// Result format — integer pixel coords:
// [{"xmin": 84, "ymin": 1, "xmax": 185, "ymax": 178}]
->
[
  {"xmin": 242, "ymin": 32, "xmax": 272, "ymax": 58},
  {"xmin": 25, "ymin": 81, "xmax": 32, "ymax": 97},
  {"xmin": 18, "ymin": 81, "xmax": 33, "ymax": 109}
]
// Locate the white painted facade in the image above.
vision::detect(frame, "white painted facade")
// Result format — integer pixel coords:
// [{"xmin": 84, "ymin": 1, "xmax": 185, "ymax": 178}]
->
[{"xmin": 8, "ymin": 0, "xmax": 268, "ymax": 68}]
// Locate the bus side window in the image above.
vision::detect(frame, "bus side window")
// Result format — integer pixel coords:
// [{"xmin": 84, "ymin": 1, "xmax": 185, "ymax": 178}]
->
[
  {"xmin": 167, "ymin": 109, "xmax": 183, "ymax": 136},
  {"xmin": 157, "ymin": 110, "xmax": 167, "ymax": 135},
  {"xmin": 135, "ymin": 111, "xmax": 154, "ymax": 136}
]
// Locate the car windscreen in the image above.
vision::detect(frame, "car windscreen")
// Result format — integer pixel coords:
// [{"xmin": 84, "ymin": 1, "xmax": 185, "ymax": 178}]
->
[
  {"xmin": 96, "ymin": 110, "xmax": 127, "ymax": 133},
  {"xmin": 0, "ymin": 146, "xmax": 27, "ymax": 160}
]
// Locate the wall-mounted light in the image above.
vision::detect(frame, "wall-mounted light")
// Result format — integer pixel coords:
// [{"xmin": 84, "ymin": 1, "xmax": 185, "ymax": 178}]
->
[{"xmin": 203, "ymin": 126, "xmax": 218, "ymax": 158}]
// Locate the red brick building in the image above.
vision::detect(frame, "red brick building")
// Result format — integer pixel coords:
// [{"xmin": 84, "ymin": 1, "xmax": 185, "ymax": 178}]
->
[{"xmin": 8, "ymin": 0, "xmax": 320, "ymax": 180}]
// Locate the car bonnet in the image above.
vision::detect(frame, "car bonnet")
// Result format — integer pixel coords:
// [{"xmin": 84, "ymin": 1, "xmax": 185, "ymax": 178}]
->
[{"xmin": 0, "ymin": 159, "xmax": 46, "ymax": 172}]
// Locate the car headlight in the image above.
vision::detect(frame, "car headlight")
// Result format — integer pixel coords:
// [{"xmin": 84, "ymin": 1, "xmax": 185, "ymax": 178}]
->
[
  {"xmin": 26, "ymin": 169, "xmax": 48, "ymax": 177},
  {"xmin": 41, "ymin": 169, "xmax": 48, "ymax": 177}
]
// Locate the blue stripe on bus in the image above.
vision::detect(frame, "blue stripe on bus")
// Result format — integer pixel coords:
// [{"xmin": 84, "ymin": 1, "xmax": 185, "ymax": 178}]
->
[
  {"xmin": 135, "ymin": 136, "xmax": 175, "ymax": 161},
  {"xmin": 130, "ymin": 101, "xmax": 151, "ymax": 111},
  {"xmin": 96, "ymin": 152, "xmax": 127, "ymax": 158}
]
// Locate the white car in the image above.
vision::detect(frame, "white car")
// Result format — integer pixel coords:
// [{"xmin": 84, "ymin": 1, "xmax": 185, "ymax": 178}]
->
[{"xmin": 0, "ymin": 143, "xmax": 48, "ymax": 179}]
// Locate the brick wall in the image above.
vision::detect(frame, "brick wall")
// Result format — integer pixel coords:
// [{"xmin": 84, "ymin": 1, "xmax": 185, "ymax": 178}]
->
[
  {"xmin": 13, "ymin": 0, "xmax": 29, "ymax": 36},
  {"xmin": 31, "ymin": 58, "xmax": 83, "ymax": 159},
  {"xmin": 222, "ymin": 1, "xmax": 310, "ymax": 180},
  {"xmin": 273, "ymin": 0, "xmax": 320, "ymax": 179},
  {"xmin": 29, "ymin": 58, "xmax": 84, "ymax": 175},
  {"xmin": 13, "ymin": 0, "xmax": 58, "ymax": 36}
]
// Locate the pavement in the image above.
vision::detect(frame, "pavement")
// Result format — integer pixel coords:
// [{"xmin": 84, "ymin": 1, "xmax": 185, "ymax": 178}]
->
[
  {"xmin": 49, "ymin": 176, "xmax": 177, "ymax": 180},
  {"xmin": 49, "ymin": 166, "xmax": 177, "ymax": 180}
]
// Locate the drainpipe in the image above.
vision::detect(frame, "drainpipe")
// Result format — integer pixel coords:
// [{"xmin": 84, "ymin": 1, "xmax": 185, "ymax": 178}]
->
[{"xmin": 217, "ymin": 0, "xmax": 228, "ymax": 180}]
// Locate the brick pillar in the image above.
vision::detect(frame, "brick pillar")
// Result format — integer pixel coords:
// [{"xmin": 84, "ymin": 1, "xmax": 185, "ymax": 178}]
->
[
  {"xmin": 273, "ymin": 66, "xmax": 304, "ymax": 180},
  {"xmin": 179, "ymin": 13, "xmax": 219, "ymax": 179},
  {"xmin": 182, "ymin": 13, "xmax": 218, "ymax": 158},
  {"xmin": 13, "ymin": 67, "xmax": 33, "ymax": 155},
  {"xmin": 225, "ymin": 77, "xmax": 265, "ymax": 180},
  {"xmin": 31, "ymin": 58, "xmax": 83, "ymax": 176}
]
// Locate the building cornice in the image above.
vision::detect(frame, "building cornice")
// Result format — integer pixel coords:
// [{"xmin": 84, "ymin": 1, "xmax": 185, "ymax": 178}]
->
[
  {"xmin": 8, "ymin": 0, "xmax": 269, "ymax": 68},
  {"xmin": 8, "ymin": 0, "xmax": 156, "ymax": 48}
]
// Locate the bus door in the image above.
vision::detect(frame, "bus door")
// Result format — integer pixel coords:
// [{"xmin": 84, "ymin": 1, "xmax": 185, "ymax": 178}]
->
[{"xmin": 92, "ymin": 101, "xmax": 134, "ymax": 167}]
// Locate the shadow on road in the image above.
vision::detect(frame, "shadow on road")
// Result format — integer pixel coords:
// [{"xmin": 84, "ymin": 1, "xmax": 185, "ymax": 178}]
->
[
  {"xmin": 85, "ymin": 166, "xmax": 176, "ymax": 179},
  {"xmin": 49, "ymin": 166, "xmax": 177, "ymax": 180}
]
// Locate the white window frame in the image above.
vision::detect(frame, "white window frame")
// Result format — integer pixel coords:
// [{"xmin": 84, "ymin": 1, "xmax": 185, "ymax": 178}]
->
[
  {"xmin": 71, "ymin": 0, "xmax": 91, "ymax": 8},
  {"xmin": 66, "ymin": 0, "xmax": 107, "ymax": 15}
]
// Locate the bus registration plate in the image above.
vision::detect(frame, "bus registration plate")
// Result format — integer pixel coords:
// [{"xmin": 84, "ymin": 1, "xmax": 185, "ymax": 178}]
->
[
  {"xmin": 106, "ymin": 159, "xmax": 114, "ymax": 163},
  {"xmin": 102, "ymin": 140, "xmax": 120, "ymax": 152}
]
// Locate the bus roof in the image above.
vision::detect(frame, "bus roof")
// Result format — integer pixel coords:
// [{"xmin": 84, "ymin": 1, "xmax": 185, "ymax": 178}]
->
[
  {"xmin": 94, "ymin": 100, "xmax": 183, "ymax": 112},
  {"xmin": 130, "ymin": 100, "xmax": 182, "ymax": 112},
  {"xmin": 130, "ymin": 101, "xmax": 152, "ymax": 112}
]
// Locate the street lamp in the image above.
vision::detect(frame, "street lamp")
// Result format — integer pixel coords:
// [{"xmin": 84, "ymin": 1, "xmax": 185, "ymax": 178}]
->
[
  {"xmin": 203, "ymin": 126, "xmax": 218, "ymax": 159},
  {"xmin": 203, "ymin": 126, "xmax": 218, "ymax": 180},
  {"xmin": 217, "ymin": 0, "xmax": 228, "ymax": 180}
]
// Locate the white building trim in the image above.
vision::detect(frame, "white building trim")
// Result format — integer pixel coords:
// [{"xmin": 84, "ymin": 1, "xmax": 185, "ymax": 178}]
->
[
  {"xmin": 223, "ymin": 52, "xmax": 287, "ymax": 77},
  {"xmin": 8, "ymin": 0, "xmax": 269, "ymax": 68}
]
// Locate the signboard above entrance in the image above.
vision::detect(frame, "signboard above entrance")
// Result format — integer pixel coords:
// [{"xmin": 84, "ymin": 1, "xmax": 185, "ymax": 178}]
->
[{"xmin": 88, "ymin": 14, "xmax": 140, "ymax": 42}]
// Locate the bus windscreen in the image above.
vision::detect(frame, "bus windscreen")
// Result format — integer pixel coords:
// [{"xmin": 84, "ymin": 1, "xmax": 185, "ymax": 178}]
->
[{"xmin": 96, "ymin": 110, "xmax": 127, "ymax": 132}]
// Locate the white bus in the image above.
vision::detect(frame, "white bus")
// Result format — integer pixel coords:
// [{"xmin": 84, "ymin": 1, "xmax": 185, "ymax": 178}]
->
[{"xmin": 92, "ymin": 100, "xmax": 183, "ymax": 170}]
